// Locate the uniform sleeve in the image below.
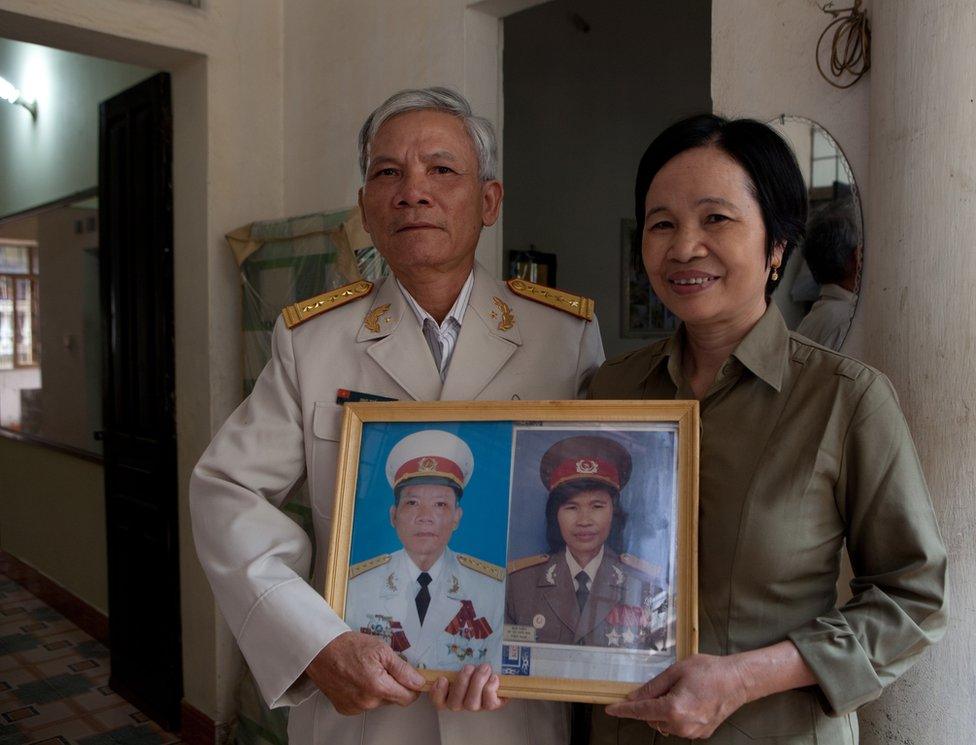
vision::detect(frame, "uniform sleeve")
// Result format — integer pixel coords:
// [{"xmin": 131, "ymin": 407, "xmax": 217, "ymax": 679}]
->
[
  {"xmin": 575, "ymin": 314, "xmax": 606, "ymax": 398},
  {"xmin": 787, "ymin": 374, "xmax": 948, "ymax": 715},
  {"xmin": 189, "ymin": 316, "xmax": 350, "ymax": 708}
]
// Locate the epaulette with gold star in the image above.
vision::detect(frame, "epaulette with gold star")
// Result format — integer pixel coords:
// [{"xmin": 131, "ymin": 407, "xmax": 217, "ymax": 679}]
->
[
  {"xmin": 457, "ymin": 553, "xmax": 505, "ymax": 581},
  {"xmin": 506, "ymin": 553, "xmax": 549, "ymax": 574},
  {"xmin": 348, "ymin": 553, "xmax": 390, "ymax": 579},
  {"xmin": 282, "ymin": 280, "xmax": 374, "ymax": 329},
  {"xmin": 506, "ymin": 279, "xmax": 594, "ymax": 321},
  {"xmin": 620, "ymin": 552, "xmax": 659, "ymax": 579}
]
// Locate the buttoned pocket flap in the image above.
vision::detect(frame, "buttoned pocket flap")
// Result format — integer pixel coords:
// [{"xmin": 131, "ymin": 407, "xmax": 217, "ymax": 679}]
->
[{"xmin": 312, "ymin": 401, "xmax": 343, "ymax": 441}]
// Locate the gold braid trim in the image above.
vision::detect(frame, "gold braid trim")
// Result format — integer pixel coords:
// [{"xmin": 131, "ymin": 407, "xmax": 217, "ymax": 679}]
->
[
  {"xmin": 282, "ymin": 280, "xmax": 374, "ymax": 329},
  {"xmin": 506, "ymin": 279, "xmax": 594, "ymax": 321},
  {"xmin": 457, "ymin": 553, "xmax": 505, "ymax": 582}
]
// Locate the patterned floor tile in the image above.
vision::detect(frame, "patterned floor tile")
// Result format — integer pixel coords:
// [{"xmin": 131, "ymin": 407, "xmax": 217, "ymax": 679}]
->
[
  {"xmin": 0, "ymin": 707, "xmax": 38, "ymax": 724},
  {"xmin": 66, "ymin": 686, "xmax": 126, "ymax": 714},
  {"xmin": 0, "ymin": 573, "xmax": 180, "ymax": 744},
  {"xmin": 13, "ymin": 674, "xmax": 94, "ymax": 705},
  {"xmin": 68, "ymin": 661, "xmax": 100, "ymax": 674},
  {"xmin": 25, "ymin": 609, "xmax": 61, "ymax": 624},
  {"xmin": 0, "ymin": 721, "xmax": 28, "ymax": 745},
  {"xmin": 90, "ymin": 705, "xmax": 145, "ymax": 730},
  {"xmin": 0, "ymin": 638, "xmax": 38, "ymax": 657},
  {"xmin": 77, "ymin": 724, "xmax": 170, "ymax": 745},
  {"xmin": 20, "ymin": 714, "xmax": 103, "ymax": 743},
  {"xmin": 72, "ymin": 642, "xmax": 108, "ymax": 661}
]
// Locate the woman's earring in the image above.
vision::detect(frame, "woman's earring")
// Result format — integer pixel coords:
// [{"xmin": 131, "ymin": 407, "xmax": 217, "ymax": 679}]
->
[{"xmin": 772, "ymin": 267, "xmax": 780, "ymax": 281}]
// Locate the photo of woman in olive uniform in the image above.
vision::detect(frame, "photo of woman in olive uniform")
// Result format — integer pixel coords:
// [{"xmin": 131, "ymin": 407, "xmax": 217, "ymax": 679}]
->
[{"xmin": 505, "ymin": 434, "xmax": 668, "ymax": 650}]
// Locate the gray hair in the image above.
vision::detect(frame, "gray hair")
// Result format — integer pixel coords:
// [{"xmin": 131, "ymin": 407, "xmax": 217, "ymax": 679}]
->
[{"xmin": 358, "ymin": 87, "xmax": 498, "ymax": 182}]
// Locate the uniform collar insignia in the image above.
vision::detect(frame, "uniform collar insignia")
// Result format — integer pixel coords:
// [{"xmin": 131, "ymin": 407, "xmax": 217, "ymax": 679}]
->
[
  {"xmin": 612, "ymin": 564, "xmax": 624, "ymax": 587},
  {"xmin": 544, "ymin": 563, "xmax": 557, "ymax": 586},
  {"xmin": 357, "ymin": 277, "xmax": 405, "ymax": 342},
  {"xmin": 382, "ymin": 571, "xmax": 398, "ymax": 595},
  {"xmin": 465, "ymin": 266, "xmax": 522, "ymax": 345},
  {"xmin": 364, "ymin": 303, "xmax": 392, "ymax": 333},
  {"xmin": 489, "ymin": 296, "xmax": 515, "ymax": 331}
]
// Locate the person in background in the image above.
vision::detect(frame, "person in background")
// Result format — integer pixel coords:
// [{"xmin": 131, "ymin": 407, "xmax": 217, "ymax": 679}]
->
[{"xmin": 796, "ymin": 201, "xmax": 861, "ymax": 348}]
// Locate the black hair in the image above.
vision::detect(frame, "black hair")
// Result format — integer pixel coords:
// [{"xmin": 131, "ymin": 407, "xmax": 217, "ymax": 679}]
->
[
  {"xmin": 544, "ymin": 480, "xmax": 626, "ymax": 555},
  {"xmin": 803, "ymin": 201, "xmax": 860, "ymax": 286},
  {"xmin": 633, "ymin": 114, "xmax": 808, "ymax": 295}
]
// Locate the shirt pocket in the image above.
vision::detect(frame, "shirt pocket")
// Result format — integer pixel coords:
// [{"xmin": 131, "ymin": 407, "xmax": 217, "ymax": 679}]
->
[
  {"xmin": 726, "ymin": 690, "xmax": 815, "ymax": 741},
  {"xmin": 310, "ymin": 401, "xmax": 344, "ymax": 520}
]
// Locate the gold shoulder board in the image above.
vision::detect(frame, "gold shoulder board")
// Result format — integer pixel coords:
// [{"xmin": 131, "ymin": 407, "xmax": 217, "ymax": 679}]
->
[
  {"xmin": 349, "ymin": 554, "xmax": 391, "ymax": 579},
  {"xmin": 620, "ymin": 553, "xmax": 660, "ymax": 578},
  {"xmin": 506, "ymin": 553, "xmax": 549, "ymax": 574},
  {"xmin": 457, "ymin": 553, "xmax": 505, "ymax": 582},
  {"xmin": 506, "ymin": 279, "xmax": 594, "ymax": 321},
  {"xmin": 282, "ymin": 280, "xmax": 374, "ymax": 329}
]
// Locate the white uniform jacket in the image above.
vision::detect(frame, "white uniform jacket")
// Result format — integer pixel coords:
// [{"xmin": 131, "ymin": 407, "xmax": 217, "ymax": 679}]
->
[
  {"xmin": 345, "ymin": 548, "xmax": 504, "ymax": 672},
  {"xmin": 189, "ymin": 263, "xmax": 604, "ymax": 745}
]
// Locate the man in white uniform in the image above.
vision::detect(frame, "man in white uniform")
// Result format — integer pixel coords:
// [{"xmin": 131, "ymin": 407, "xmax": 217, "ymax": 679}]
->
[
  {"xmin": 346, "ymin": 430, "xmax": 505, "ymax": 672},
  {"xmin": 189, "ymin": 87, "xmax": 604, "ymax": 745}
]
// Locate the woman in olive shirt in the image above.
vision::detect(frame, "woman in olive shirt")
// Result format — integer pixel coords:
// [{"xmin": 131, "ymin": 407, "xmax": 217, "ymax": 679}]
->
[{"xmin": 589, "ymin": 115, "xmax": 947, "ymax": 744}]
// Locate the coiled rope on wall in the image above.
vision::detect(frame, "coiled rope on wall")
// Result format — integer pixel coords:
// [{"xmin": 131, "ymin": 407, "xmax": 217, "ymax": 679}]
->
[{"xmin": 816, "ymin": 0, "xmax": 871, "ymax": 89}]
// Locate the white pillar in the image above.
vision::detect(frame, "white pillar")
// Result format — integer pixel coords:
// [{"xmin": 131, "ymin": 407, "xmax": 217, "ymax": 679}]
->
[{"xmin": 853, "ymin": 2, "xmax": 976, "ymax": 741}]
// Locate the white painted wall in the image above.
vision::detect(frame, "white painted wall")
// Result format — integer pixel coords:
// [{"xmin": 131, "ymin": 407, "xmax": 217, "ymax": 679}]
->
[
  {"xmin": 711, "ymin": 0, "xmax": 870, "ymax": 250},
  {"xmin": 0, "ymin": 38, "xmax": 153, "ymax": 217}
]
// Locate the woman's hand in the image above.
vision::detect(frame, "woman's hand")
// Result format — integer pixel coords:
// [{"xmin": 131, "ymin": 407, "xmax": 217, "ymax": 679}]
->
[
  {"xmin": 429, "ymin": 663, "xmax": 508, "ymax": 713},
  {"xmin": 605, "ymin": 642, "xmax": 816, "ymax": 739},
  {"xmin": 605, "ymin": 654, "xmax": 749, "ymax": 739}
]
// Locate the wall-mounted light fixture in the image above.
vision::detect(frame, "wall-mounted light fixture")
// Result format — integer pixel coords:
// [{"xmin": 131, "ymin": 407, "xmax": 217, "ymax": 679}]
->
[{"xmin": 0, "ymin": 75, "xmax": 37, "ymax": 118}]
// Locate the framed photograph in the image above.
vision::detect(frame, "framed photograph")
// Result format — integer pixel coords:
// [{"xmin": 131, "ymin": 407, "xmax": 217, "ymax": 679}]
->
[
  {"xmin": 620, "ymin": 218, "xmax": 680, "ymax": 339},
  {"xmin": 325, "ymin": 400, "xmax": 699, "ymax": 703}
]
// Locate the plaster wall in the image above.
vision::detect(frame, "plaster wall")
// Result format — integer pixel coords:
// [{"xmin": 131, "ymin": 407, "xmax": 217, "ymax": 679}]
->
[
  {"xmin": 0, "ymin": 0, "xmax": 285, "ymax": 722},
  {"xmin": 0, "ymin": 437, "xmax": 107, "ymax": 611},
  {"xmin": 854, "ymin": 3, "xmax": 976, "ymax": 741}
]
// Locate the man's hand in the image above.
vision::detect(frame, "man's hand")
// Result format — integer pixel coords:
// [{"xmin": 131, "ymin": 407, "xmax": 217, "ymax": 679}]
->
[
  {"xmin": 306, "ymin": 631, "xmax": 426, "ymax": 715},
  {"xmin": 604, "ymin": 654, "xmax": 748, "ymax": 739},
  {"xmin": 429, "ymin": 663, "xmax": 507, "ymax": 713}
]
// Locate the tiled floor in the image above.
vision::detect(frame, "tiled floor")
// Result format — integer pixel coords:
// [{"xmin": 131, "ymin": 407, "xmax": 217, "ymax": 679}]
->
[{"xmin": 0, "ymin": 572, "xmax": 180, "ymax": 745}]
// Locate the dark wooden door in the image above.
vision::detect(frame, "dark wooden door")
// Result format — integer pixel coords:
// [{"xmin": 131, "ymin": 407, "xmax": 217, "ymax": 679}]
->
[{"xmin": 99, "ymin": 72, "xmax": 181, "ymax": 731}]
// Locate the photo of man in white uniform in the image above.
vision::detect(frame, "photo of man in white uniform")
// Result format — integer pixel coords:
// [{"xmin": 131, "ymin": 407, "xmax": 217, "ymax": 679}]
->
[{"xmin": 345, "ymin": 429, "xmax": 505, "ymax": 671}]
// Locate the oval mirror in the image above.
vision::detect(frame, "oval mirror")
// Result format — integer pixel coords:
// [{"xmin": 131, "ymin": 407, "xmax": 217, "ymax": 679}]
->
[{"xmin": 767, "ymin": 115, "xmax": 863, "ymax": 351}]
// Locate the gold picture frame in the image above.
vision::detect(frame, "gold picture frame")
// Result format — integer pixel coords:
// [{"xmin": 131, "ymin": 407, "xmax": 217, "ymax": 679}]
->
[{"xmin": 325, "ymin": 400, "xmax": 699, "ymax": 703}]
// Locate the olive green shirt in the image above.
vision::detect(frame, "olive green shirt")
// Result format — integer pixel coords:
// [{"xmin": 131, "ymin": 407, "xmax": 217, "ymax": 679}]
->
[{"xmin": 588, "ymin": 305, "xmax": 947, "ymax": 745}]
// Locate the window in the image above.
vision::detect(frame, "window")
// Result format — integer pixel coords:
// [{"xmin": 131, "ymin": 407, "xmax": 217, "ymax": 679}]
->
[{"xmin": 0, "ymin": 242, "xmax": 39, "ymax": 370}]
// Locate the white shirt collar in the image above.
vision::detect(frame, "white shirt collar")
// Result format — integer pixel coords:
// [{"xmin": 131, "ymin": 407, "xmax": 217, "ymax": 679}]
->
[
  {"xmin": 397, "ymin": 271, "xmax": 474, "ymax": 332},
  {"xmin": 403, "ymin": 548, "xmax": 447, "ymax": 586},
  {"xmin": 564, "ymin": 546, "xmax": 605, "ymax": 588}
]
